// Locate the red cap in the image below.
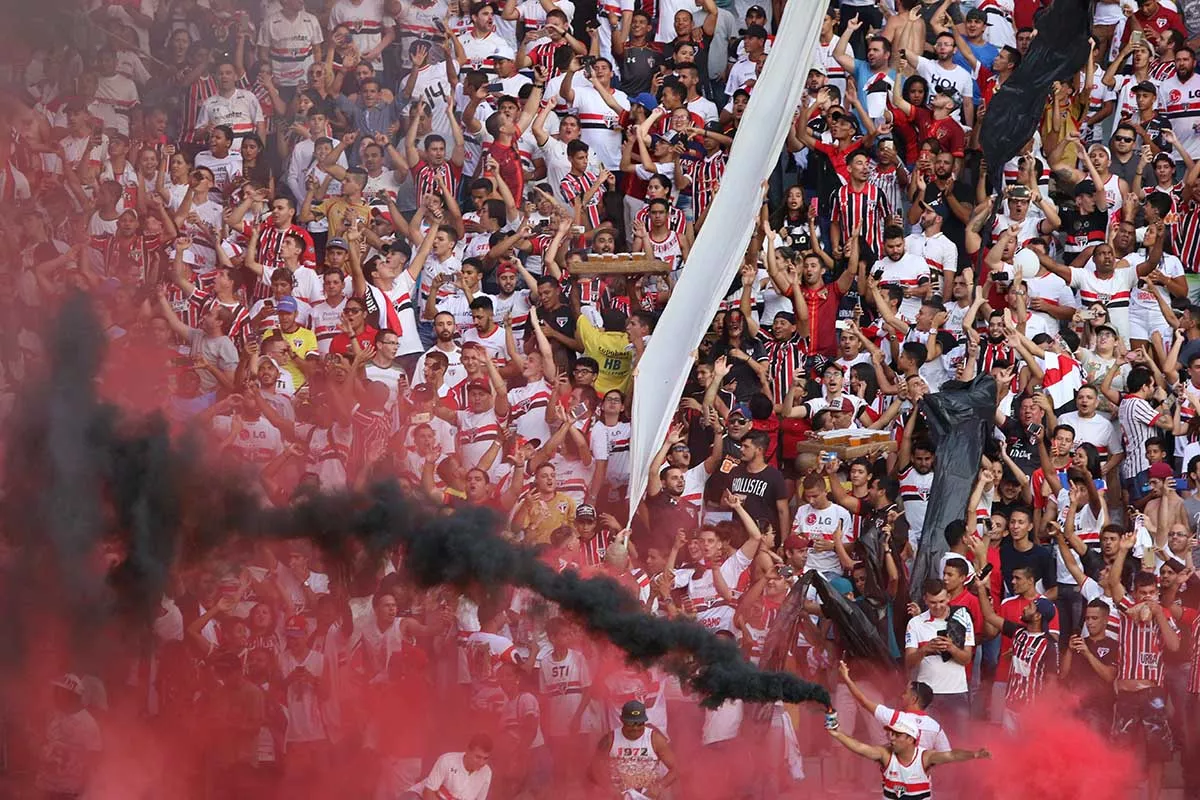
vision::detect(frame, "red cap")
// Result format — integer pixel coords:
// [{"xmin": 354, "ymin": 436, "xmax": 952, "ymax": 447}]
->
[
  {"xmin": 284, "ymin": 615, "xmax": 309, "ymax": 638},
  {"xmin": 1148, "ymin": 462, "xmax": 1175, "ymax": 481},
  {"xmin": 467, "ymin": 377, "xmax": 492, "ymax": 394},
  {"xmin": 497, "ymin": 261, "xmax": 518, "ymax": 276},
  {"xmin": 784, "ymin": 534, "xmax": 810, "ymax": 550}
]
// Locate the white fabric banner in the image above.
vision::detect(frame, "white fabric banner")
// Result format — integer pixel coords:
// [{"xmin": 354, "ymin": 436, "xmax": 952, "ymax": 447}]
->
[{"xmin": 626, "ymin": 6, "xmax": 824, "ymax": 522}]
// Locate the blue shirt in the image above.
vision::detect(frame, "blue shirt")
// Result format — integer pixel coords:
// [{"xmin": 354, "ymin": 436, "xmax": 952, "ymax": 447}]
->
[
  {"xmin": 953, "ymin": 43, "xmax": 999, "ymax": 104},
  {"xmin": 853, "ymin": 60, "xmax": 897, "ymax": 123}
]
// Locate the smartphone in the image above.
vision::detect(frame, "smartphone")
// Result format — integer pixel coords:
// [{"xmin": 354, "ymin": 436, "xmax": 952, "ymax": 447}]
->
[
  {"xmin": 978, "ymin": 563, "xmax": 993, "ymax": 581},
  {"xmin": 411, "ymin": 411, "xmax": 432, "ymax": 424},
  {"xmin": 570, "ymin": 401, "xmax": 589, "ymax": 419},
  {"xmin": 488, "ymin": 81, "xmax": 504, "ymax": 93},
  {"xmin": 1026, "ymin": 422, "xmax": 1043, "ymax": 437},
  {"xmin": 835, "ymin": 320, "xmax": 849, "ymax": 331},
  {"xmin": 820, "ymin": 450, "xmax": 836, "ymax": 464}
]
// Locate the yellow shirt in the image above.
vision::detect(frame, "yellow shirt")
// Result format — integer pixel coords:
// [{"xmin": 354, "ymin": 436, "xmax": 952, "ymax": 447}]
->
[
  {"xmin": 313, "ymin": 196, "xmax": 372, "ymax": 237},
  {"xmin": 577, "ymin": 315, "xmax": 632, "ymax": 394},
  {"xmin": 515, "ymin": 491, "xmax": 576, "ymax": 546},
  {"xmin": 270, "ymin": 325, "xmax": 317, "ymax": 388}
]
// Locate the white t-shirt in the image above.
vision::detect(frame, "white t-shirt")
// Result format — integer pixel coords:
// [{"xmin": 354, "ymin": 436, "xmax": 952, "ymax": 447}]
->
[
  {"xmin": 904, "ymin": 608, "xmax": 975, "ymax": 694},
  {"xmin": 418, "ymin": 752, "xmax": 493, "ymax": 800},
  {"xmin": 793, "ymin": 502, "xmax": 854, "ymax": 575}
]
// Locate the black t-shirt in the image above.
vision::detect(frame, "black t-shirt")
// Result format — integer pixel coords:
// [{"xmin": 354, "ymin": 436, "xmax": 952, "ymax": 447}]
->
[
  {"xmin": 620, "ymin": 43, "xmax": 665, "ymax": 95},
  {"xmin": 1001, "ymin": 416, "xmax": 1040, "ymax": 477},
  {"xmin": 710, "ymin": 338, "xmax": 768, "ymax": 400},
  {"xmin": 527, "ymin": 300, "xmax": 577, "ymax": 362},
  {"xmin": 1069, "ymin": 635, "xmax": 1118, "ymax": 711},
  {"xmin": 999, "ymin": 538, "xmax": 1057, "ymax": 594},
  {"xmin": 704, "ymin": 436, "xmax": 745, "ymax": 505},
  {"xmin": 1058, "ymin": 206, "xmax": 1108, "ymax": 258},
  {"xmin": 727, "ymin": 463, "xmax": 787, "ymax": 525}
]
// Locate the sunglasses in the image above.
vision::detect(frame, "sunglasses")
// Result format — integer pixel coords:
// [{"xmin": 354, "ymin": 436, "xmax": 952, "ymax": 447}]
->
[{"xmin": 1112, "ymin": 136, "xmax": 1135, "ymax": 143}]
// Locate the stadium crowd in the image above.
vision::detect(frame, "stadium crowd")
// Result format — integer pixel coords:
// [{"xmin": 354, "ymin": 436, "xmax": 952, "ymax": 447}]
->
[{"xmin": 2, "ymin": 0, "xmax": 1200, "ymax": 796}]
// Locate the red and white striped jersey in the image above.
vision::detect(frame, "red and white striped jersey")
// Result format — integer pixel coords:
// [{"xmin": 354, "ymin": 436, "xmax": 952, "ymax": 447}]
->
[
  {"xmin": 903, "ymin": 230, "xmax": 958, "ymax": 297},
  {"xmin": 527, "ymin": 41, "xmax": 567, "ymax": 77},
  {"xmin": 560, "ymin": 170, "xmax": 603, "ymax": 228},
  {"xmin": 757, "ymin": 330, "xmax": 807, "ymax": 406},
  {"xmin": 679, "ymin": 151, "xmax": 726, "ymax": 221},
  {"xmin": 414, "ymin": 159, "xmax": 463, "ymax": 206},
  {"xmin": 831, "ymin": 182, "xmax": 890, "ymax": 262},
  {"xmin": 552, "ymin": 455, "xmax": 594, "ymax": 507},
  {"xmin": 1116, "ymin": 594, "xmax": 1179, "ymax": 686},
  {"xmin": 635, "ymin": 203, "xmax": 686, "ymax": 238},
  {"xmin": 1004, "ymin": 626, "xmax": 1057, "ymax": 707},
  {"xmin": 579, "ymin": 527, "xmax": 614, "ymax": 566}
]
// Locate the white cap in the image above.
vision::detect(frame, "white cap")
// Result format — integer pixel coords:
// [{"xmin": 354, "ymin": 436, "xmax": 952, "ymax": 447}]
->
[
  {"xmin": 885, "ymin": 718, "xmax": 919, "ymax": 740},
  {"xmin": 492, "ymin": 43, "xmax": 517, "ymax": 61}
]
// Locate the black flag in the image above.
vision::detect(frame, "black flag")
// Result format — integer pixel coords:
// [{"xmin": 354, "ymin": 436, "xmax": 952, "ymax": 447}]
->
[{"xmin": 978, "ymin": 0, "xmax": 1093, "ymax": 189}]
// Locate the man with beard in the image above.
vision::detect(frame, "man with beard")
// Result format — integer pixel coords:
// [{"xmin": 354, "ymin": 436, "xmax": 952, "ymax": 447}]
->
[
  {"xmin": 903, "ymin": 201, "xmax": 958, "ymax": 299},
  {"xmin": 800, "ymin": 250, "xmax": 858, "ymax": 357},
  {"xmin": 911, "ymin": 150, "xmax": 974, "ymax": 254}
]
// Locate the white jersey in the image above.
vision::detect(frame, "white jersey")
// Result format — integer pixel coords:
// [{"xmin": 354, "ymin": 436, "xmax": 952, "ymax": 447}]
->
[
  {"xmin": 876, "ymin": 253, "xmax": 930, "ymax": 323},
  {"xmin": 310, "ymin": 297, "xmax": 349, "ymax": 353},
  {"xmin": 1023, "ymin": 272, "xmax": 1078, "ymax": 339},
  {"xmin": 590, "ymin": 420, "xmax": 631, "ymax": 490},
  {"xmin": 898, "ymin": 466, "xmax": 934, "ymax": 547},
  {"xmin": 813, "ymin": 35, "xmax": 848, "ymax": 95},
  {"xmin": 457, "ymin": 30, "xmax": 511, "ymax": 76},
  {"xmin": 874, "ymin": 705, "xmax": 951, "ymax": 752},
  {"xmin": 536, "ymin": 646, "xmax": 592, "ymax": 736},
  {"xmin": 1068, "ymin": 265, "xmax": 1137, "ymax": 341},
  {"xmin": 258, "ymin": 11, "xmax": 325, "ymax": 86},
  {"xmin": 881, "ymin": 747, "xmax": 932, "ymax": 800},
  {"xmin": 461, "ymin": 323, "xmax": 509, "ymax": 367},
  {"xmin": 507, "ymin": 378, "xmax": 552, "ymax": 444},
  {"xmin": 609, "ymin": 726, "xmax": 661, "ymax": 791},
  {"xmin": 196, "ymin": 89, "xmax": 264, "ymax": 143},
  {"xmin": 193, "ymin": 150, "xmax": 244, "ymax": 201},
  {"xmin": 94, "ymin": 73, "xmax": 139, "ymax": 135},
  {"xmin": 410, "ymin": 64, "xmax": 456, "ymax": 144},
  {"xmin": 551, "ymin": 454, "xmax": 594, "ymax": 504},
  {"xmin": 793, "ymin": 502, "xmax": 854, "ymax": 575},
  {"xmin": 685, "ymin": 548, "xmax": 751, "ymax": 633},
  {"xmin": 278, "ymin": 648, "xmax": 327, "ymax": 743},
  {"xmin": 1056, "ymin": 411, "xmax": 1123, "ymax": 462},
  {"xmin": 904, "ymin": 231, "xmax": 958, "ymax": 297},
  {"xmin": 571, "ymin": 84, "xmax": 630, "ymax": 170},
  {"xmin": 1157, "ymin": 71, "xmax": 1200, "ymax": 159},
  {"xmin": 647, "ymin": 228, "xmax": 684, "ymax": 276},
  {"xmin": 492, "ymin": 289, "xmax": 532, "ymax": 328},
  {"xmin": 328, "ymin": 0, "xmax": 392, "ymax": 70}
]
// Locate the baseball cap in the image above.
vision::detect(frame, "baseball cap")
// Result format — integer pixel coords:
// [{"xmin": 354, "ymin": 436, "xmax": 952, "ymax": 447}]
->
[
  {"xmin": 1132, "ymin": 80, "xmax": 1158, "ymax": 95},
  {"xmin": 1033, "ymin": 598, "xmax": 1057, "ymax": 625},
  {"xmin": 885, "ymin": 718, "xmax": 919, "ymax": 740},
  {"xmin": 809, "ymin": 64, "xmax": 827, "ymax": 76},
  {"xmin": 52, "ymin": 673, "xmax": 85, "ymax": 696},
  {"xmin": 497, "ymin": 261, "xmax": 518, "ymax": 276},
  {"xmin": 728, "ymin": 402, "xmax": 752, "ymax": 420},
  {"xmin": 965, "ymin": 7, "xmax": 987, "ymax": 21},
  {"xmin": 285, "ymin": 615, "xmax": 309, "ymax": 638},
  {"xmin": 493, "ymin": 43, "xmax": 517, "ymax": 61},
  {"xmin": 576, "ymin": 503, "xmax": 597, "ymax": 520},
  {"xmin": 277, "ymin": 295, "xmax": 299, "ymax": 313},
  {"xmin": 620, "ymin": 700, "xmax": 648, "ymax": 724},
  {"xmin": 326, "ymin": 238, "xmax": 349, "ymax": 251},
  {"xmin": 410, "ymin": 384, "xmax": 434, "ymax": 401},
  {"xmin": 784, "ymin": 534, "xmax": 810, "ymax": 550},
  {"xmin": 518, "ymin": 436, "xmax": 543, "ymax": 449},
  {"xmin": 1153, "ymin": 151, "xmax": 1174, "ymax": 166},
  {"xmin": 704, "ymin": 120, "xmax": 724, "ymax": 133},
  {"xmin": 1073, "ymin": 179, "xmax": 1097, "ymax": 197},
  {"xmin": 744, "ymin": 24, "xmax": 769, "ymax": 38},
  {"xmin": 747, "ymin": 4, "xmax": 767, "ymax": 15},
  {"xmin": 833, "ymin": 397, "xmax": 855, "ymax": 413},
  {"xmin": 467, "ymin": 377, "xmax": 492, "ymax": 394},
  {"xmin": 631, "ymin": 92, "xmax": 659, "ymax": 111},
  {"xmin": 1149, "ymin": 461, "xmax": 1175, "ymax": 481}
]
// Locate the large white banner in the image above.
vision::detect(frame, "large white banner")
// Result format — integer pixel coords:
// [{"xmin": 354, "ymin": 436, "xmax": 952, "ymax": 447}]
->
[{"xmin": 627, "ymin": 6, "xmax": 823, "ymax": 522}]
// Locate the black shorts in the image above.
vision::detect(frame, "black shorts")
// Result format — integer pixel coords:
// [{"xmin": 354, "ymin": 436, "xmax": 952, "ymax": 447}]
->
[{"xmin": 1112, "ymin": 688, "xmax": 1174, "ymax": 762}]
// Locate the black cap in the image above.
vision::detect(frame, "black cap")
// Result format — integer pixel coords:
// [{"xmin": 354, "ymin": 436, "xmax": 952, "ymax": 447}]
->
[
  {"xmin": 747, "ymin": 4, "xmax": 767, "ymax": 16},
  {"xmin": 743, "ymin": 24, "xmax": 769, "ymax": 39},
  {"xmin": 1132, "ymin": 80, "xmax": 1158, "ymax": 95},
  {"xmin": 620, "ymin": 700, "xmax": 648, "ymax": 723},
  {"xmin": 1073, "ymin": 179, "xmax": 1097, "ymax": 197},
  {"xmin": 704, "ymin": 120, "xmax": 724, "ymax": 133}
]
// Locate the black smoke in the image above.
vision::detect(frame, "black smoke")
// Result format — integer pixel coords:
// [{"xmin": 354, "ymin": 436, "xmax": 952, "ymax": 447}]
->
[{"xmin": 0, "ymin": 294, "xmax": 832, "ymax": 710}]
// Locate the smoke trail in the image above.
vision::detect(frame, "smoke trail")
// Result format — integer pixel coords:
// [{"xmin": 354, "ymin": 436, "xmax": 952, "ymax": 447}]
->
[{"xmin": 0, "ymin": 294, "xmax": 832, "ymax": 710}]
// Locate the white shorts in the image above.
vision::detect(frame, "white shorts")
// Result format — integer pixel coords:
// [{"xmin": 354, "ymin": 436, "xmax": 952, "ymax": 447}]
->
[{"xmin": 1129, "ymin": 307, "xmax": 1173, "ymax": 343}]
